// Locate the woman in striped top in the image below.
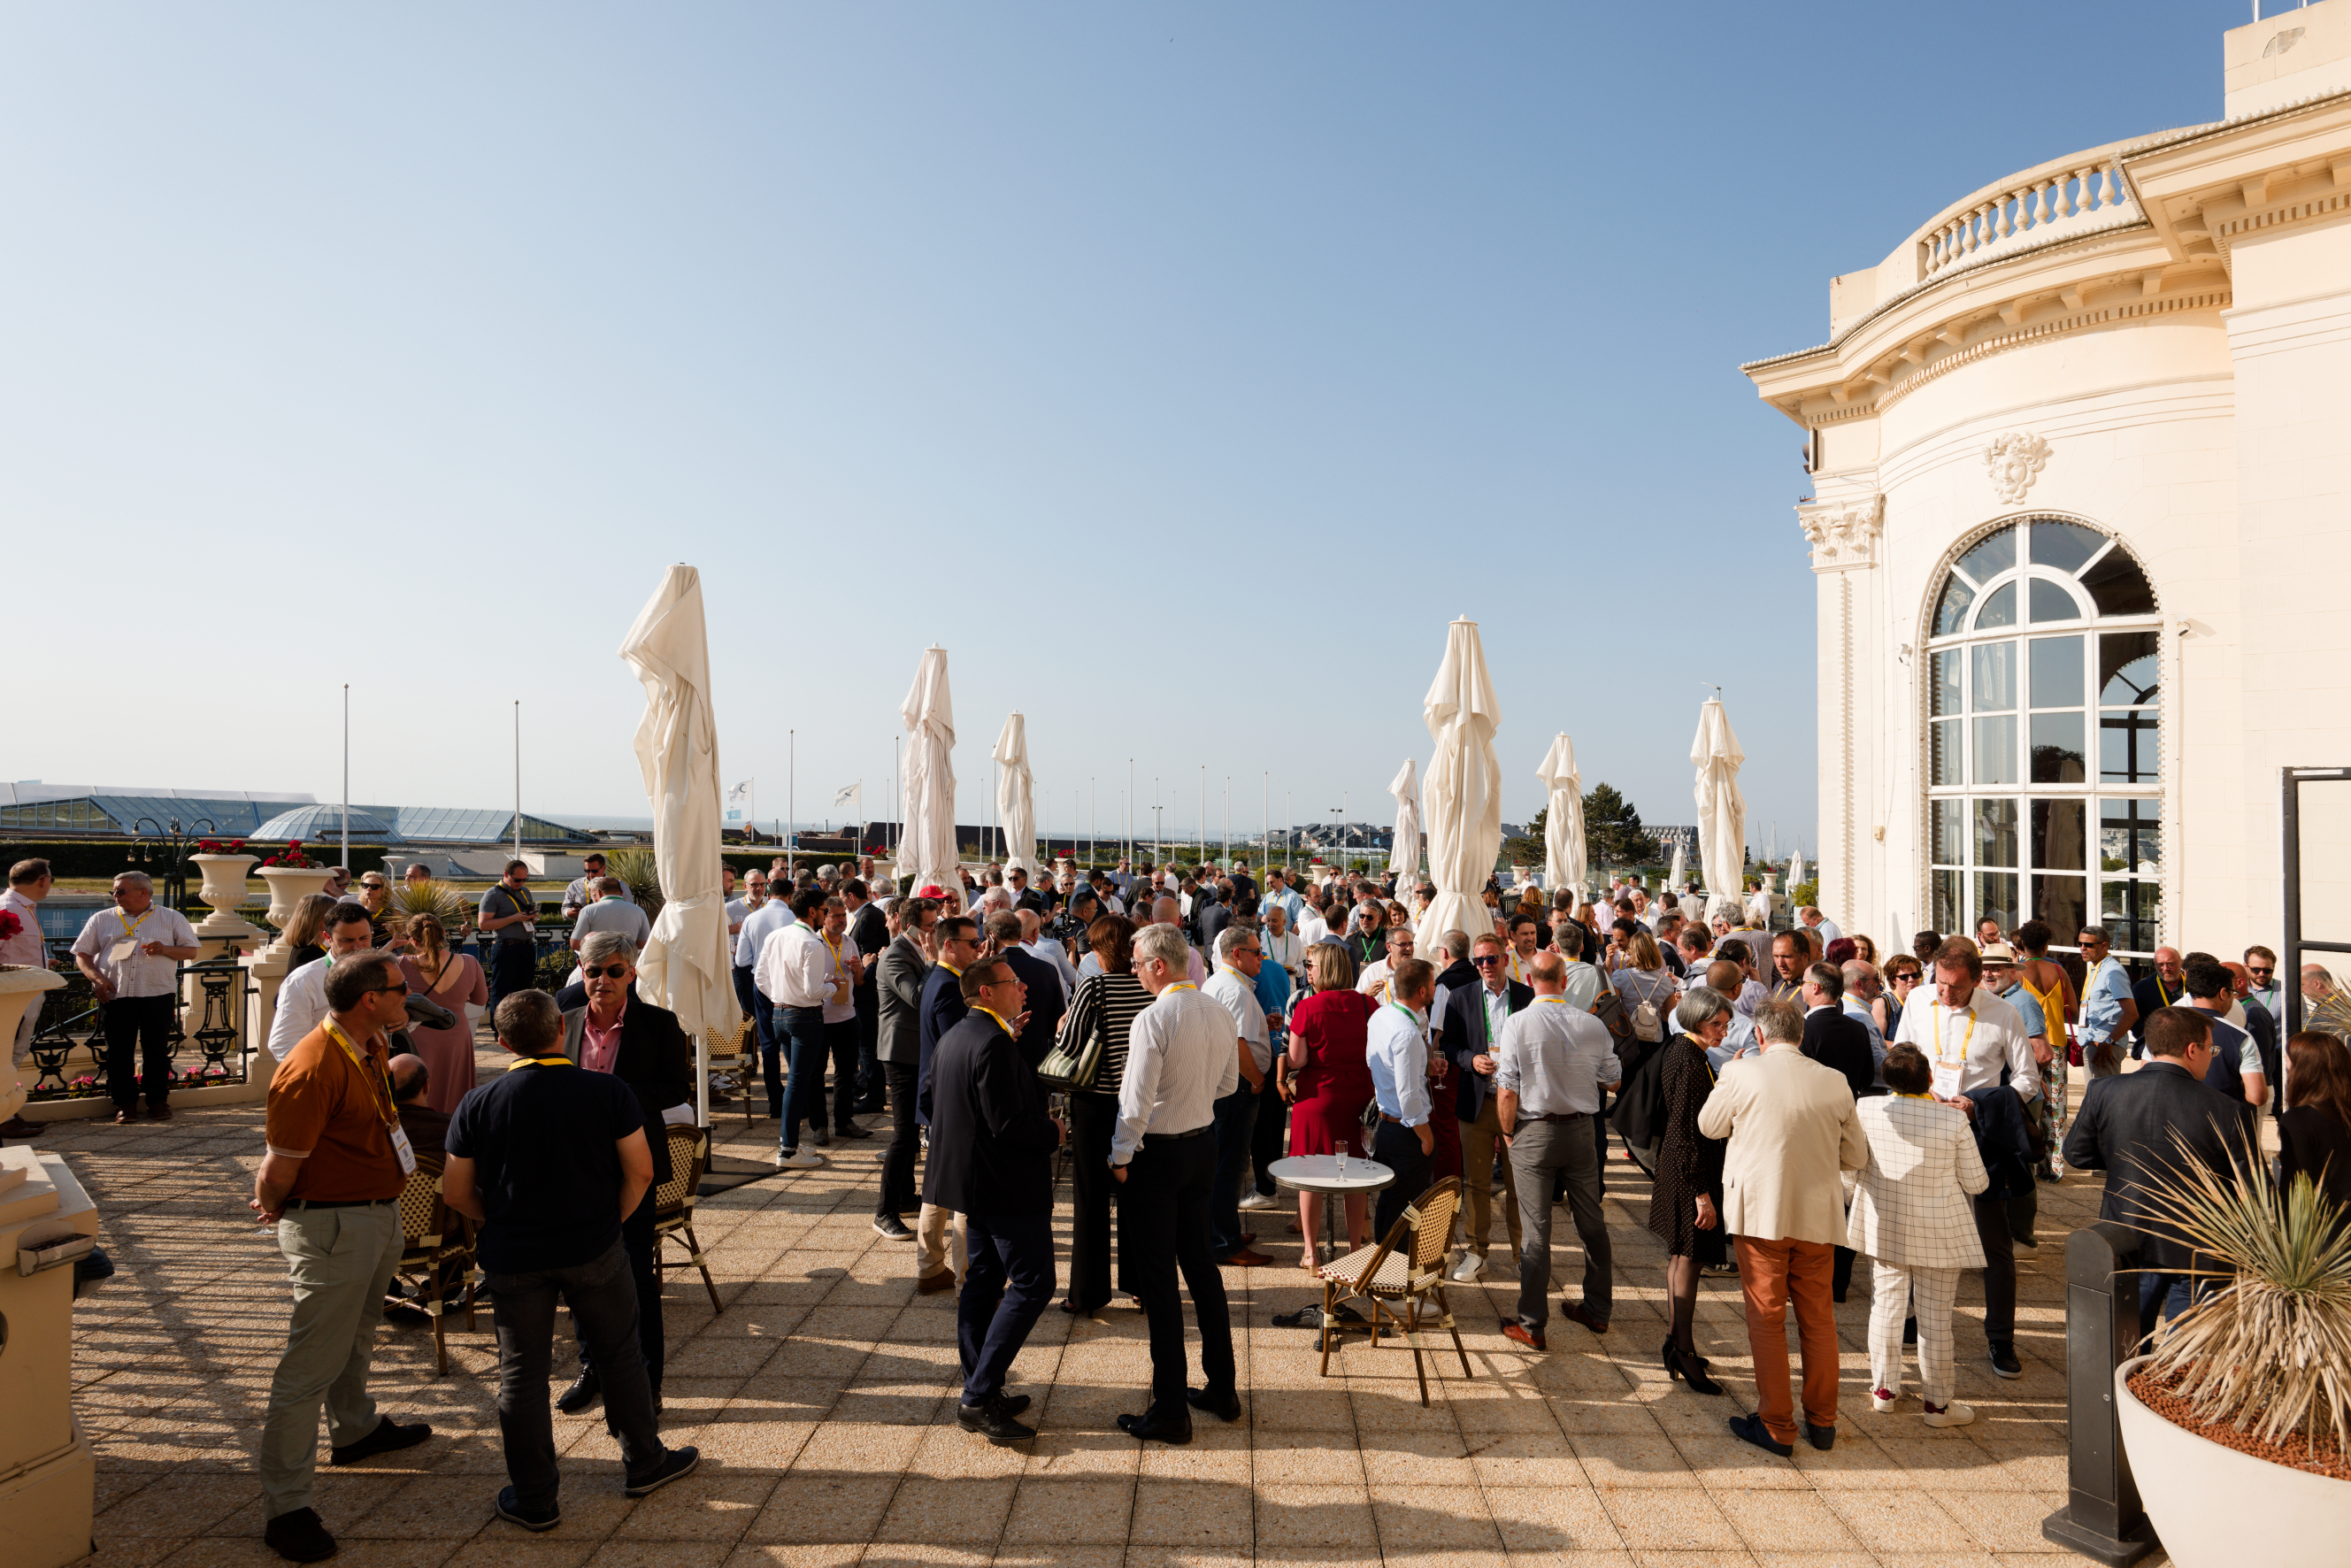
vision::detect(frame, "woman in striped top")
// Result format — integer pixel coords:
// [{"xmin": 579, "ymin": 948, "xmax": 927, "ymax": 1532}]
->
[{"xmin": 1058, "ymin": 914, "xmax": 1149, "ymax": 1316}]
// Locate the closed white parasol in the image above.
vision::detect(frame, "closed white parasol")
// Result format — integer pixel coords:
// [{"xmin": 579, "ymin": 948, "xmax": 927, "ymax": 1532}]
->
[
  {"xmin": 1535, "ymin": 734, "xmax": 1585, "ymax": 908},
  {"xmin": 992, "ymin": 712, "xmax": 1034, "ymax": 877},
  {"xmin": 619, "ymin": 564, "xmax": 739, "ymax": 1127},
  {"xmin": 1387, "ymin": 758, "xmax": 1424, "ymax": 884},
  {"xmin": 900, "ymin": 648, "xmax": 959, "ymax": 904},
  {"xmin": 1419, "ymin": 618, "xmax": 1502, "ymax": 945},
  {"xmin": 1690, "ymin": 696, "xmax": 1748, "ymax": 924}
]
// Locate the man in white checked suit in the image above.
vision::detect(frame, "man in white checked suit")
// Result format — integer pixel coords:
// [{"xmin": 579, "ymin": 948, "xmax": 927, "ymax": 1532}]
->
[{"xmin": 1844, "ymin": 1042, "xmax": 1988, "ymax": 1430}]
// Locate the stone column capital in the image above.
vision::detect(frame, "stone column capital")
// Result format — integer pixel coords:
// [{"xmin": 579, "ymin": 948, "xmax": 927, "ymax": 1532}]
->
[{"xmin": 1797, "ymin": 493, "xmax": 1886, "ymax": 573}]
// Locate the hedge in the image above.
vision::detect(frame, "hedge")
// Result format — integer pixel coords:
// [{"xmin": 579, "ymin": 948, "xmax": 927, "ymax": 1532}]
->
[{"xmin": 1, "ymin": 840, "xmax": 391, "ymax": 880}]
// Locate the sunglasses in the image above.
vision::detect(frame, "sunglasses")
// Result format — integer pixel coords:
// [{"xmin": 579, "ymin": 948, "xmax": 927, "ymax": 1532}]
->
[
  {"xmin": 578, "ymin": 963, "xmax": 630, "ymax": 980},
  {"xmin": 1471, "ymin": 954, "xmax": 1505, "ymax": 967},
  {"xmin": 2250, "ymin": 967, "xmax": 2275, "ymax": 978},
  {"xmin": 366, "ymin": 981, "xmax": 411, "ymax": 996}
]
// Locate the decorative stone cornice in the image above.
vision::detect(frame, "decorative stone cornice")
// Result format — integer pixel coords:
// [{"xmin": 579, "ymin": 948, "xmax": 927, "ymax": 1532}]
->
[
  {"xmin": 1984, "ymin": 431, "xmax": 2051, "ymax": 503},
  {"xmin": 1797, "ymin": 494, "xmax": 1885, "ymax": 573}
]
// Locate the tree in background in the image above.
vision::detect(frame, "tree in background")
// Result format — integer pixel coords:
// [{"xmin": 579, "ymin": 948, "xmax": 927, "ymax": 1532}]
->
[{"xmin": 1581, "ymin": 783, "xmax": 1648, "ymax": 867}]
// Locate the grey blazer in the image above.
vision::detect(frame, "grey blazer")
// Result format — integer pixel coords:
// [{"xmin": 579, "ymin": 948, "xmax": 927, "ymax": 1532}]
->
[{"xmin": 877, "ymin": 934, "xmax": 932, "ymax": 1066}]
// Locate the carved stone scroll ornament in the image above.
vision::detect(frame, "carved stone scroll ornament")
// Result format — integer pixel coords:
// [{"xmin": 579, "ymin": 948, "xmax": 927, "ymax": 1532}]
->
[
  {"xmin": 1984, "ymin": 431, "xmax": 2051, "ymax": 503},
  {"xmin": 1796, "ymin": 493, "xmax": 1886, "ymax": 572}
]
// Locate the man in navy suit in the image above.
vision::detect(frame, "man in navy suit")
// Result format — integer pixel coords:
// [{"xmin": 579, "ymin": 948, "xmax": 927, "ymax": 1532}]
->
[
  {"xmin": 2063, "ymin": 1004, "xmax": 2259, "ymax": 1333},
  {"xmin": 912, "ymin": 914, "xmax": 983, "ymax": 1294},
  {"xmin": 1799, "ymin": 961, "xmax": 1877, "ymax": 1303},
  {"xmin": 1439, "ymin": 931, "xmax": 1533, "ymax": 1280}
]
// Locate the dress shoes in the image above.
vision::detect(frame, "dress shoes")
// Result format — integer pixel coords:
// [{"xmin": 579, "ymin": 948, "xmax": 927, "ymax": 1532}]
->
[
  {"xmin": 1725, "ymin": 1413, "xmax": 1793, "ymax": 1458},
  {"xmin": 555, "ymin": 1373, "xmax": 602, "ymax": 1414},
  {"xmin": 1501, "ymin": 1321, "xmax": 1547, "ymax": 1351},
  {"xmin": 1805, "ymin": 1421, "xmax": 1836, "ymax": 1450},
  {"xmin": 831, "ymin": 1122, "xmax": 874, "ymax": 1140},
  {"xmin": 0, "ymin": 1115, "xmax": 42, "ymax": 1141},
  {"xmin": 997, "ymin": 1391, "xmax": 1033, "ymax": 1415},
  {"xmin": 915, "ymin": 1269, "xmax": 957, "ymax": 1295},
  {"xmin": 957, "ymin": 1394, "xmax": 1036, "ymax": 1444},
  {"xmin": 1219, "ymin": 1247, "xmax": 1278, "ymax": 1267},
  {"xmin": 1185, "ymin": 1386, "xmax": 1241, "ymax": 1422},
  {"xmin": 1116, "ymin": 1409, "xmax": 1193, "ymax": 1445},
  {"xmin": 149, "ymin": 1103, "xmax": 173, "ymax": 1121},
  {"xmin": 112, "ymin": 1107, "xmax": 138, "ymax": 1126},
  {"xmin": 1560, "ymin": 1300, "xmax": 1610, "ymax": 1336},
  {"xmin": 330, "ymin": 1416, "xmax": 432, "ymax": 1465},
  {"xmin": 264, "ymin": 1507, "xmax": 339, "ymax": 1562}
]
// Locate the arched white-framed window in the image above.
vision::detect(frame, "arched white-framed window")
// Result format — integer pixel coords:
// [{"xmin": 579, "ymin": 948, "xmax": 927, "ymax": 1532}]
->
[{"xmin": 1921, "ymin": 514, "xmax": 2162, "ymax": 957}]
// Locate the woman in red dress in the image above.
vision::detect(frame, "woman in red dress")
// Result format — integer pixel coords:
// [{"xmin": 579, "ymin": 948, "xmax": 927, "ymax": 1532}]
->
[{"xmin": 1285, "ymin": 942, "xmax": 1379, "ymax": 1269}]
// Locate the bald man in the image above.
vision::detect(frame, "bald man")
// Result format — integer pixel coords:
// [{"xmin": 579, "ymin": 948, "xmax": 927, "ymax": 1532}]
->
[{"xmin": 388, "ymin": 1053, "xmax": 449, "ymax": 1164}]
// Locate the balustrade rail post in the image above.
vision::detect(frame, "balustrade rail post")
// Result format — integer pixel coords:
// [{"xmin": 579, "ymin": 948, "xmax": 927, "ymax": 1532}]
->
[{"xmin": 2040, "ymin": 1221, "xmax": 2159, "ymax": 1566}]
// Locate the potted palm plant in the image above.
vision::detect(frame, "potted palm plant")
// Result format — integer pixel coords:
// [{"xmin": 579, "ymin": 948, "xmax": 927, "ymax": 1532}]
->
[{"xmin": 2115, "ymin": 1135, "xmax": 2351, "ymax": 1566}]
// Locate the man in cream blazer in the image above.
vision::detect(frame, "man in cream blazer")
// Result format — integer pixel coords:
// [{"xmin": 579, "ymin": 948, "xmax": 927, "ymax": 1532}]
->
[{"xmin": 1698, "ymin": 999, "xmax": 1868, "ymax": 1457}]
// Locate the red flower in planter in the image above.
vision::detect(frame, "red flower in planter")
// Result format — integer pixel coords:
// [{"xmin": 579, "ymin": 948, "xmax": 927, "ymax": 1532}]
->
[{"xmin": 0, "ymin": 910, "xmax": 19, "ymax": 944}]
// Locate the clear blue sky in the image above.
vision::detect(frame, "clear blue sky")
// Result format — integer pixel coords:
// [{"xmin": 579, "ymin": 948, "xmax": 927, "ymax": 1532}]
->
[{"xmin": 4, "ymin": 3, "xmax": 2250, "ymax": 855}]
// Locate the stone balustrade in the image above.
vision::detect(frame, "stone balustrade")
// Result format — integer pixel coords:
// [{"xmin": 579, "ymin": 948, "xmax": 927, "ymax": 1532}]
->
[{"xmin": 1916, "ymin": 154, "xmax": 2136, "ymax": 280}]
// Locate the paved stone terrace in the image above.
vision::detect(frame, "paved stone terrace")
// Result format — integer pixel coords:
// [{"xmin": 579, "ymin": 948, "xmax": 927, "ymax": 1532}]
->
[{"xmin": 48, "ymin": 1072, "xmax": 2157, "ymax": 1568}]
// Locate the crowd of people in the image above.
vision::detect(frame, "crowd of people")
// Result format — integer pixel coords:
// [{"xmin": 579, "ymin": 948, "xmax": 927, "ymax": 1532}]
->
[{"xmin": 19, "ymin": 837, "xmax": 2328, "ymax": 1555}]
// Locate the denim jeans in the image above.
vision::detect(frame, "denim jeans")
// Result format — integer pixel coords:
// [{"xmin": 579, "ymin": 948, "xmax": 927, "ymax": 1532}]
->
[
  {"xmin": 752, "ymin": 990, "xmax": 783, "ymax": 1118},
  {"xmin": 488, "ymin": 1239, "xmax": 666, "ymax": 1512},
  {"xmin": 1208, "ymin": 1085, "xmax": 1260, "ymax": 1257},
  {"xmin": 777, "ymin": 1005, "xmax": 826, "ymax": 1153}
]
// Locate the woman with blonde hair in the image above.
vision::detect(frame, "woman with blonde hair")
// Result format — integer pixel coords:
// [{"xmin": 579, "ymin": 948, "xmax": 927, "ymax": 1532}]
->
[
  {"xmin": 1610, "ymin": 927, "xmax": 1682, "ymax": 1046},
  {"xmin": 396, "ymin": 911, "xmax": 487, "ymax": 1113},
  {"xmin": 282, "ymin": 892, "xmax": 341, "ymax": 972}
]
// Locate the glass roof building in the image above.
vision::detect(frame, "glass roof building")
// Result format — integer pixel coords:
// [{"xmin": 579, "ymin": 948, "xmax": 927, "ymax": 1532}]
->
[{"xmin": 1, "ymin": 782, "xmax": 596, "ymax": 846}]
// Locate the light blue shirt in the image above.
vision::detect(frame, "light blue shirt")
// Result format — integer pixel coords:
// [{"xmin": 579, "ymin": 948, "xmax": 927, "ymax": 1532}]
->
[
  {"xmin": 1998, "ymin": 980, "xmax": 2048, "ymax": 1040},
  {"xmin": 734, "ymin": 899, "xmax": 798, "ymax": 969},
  {"xmin": 1842, "ymin": 998, "xmax": 1888, "ymax": 1088},
  {"xmin": 2079, "ymin": 956, "xmax": 2132, "ymax": 1041},
  {"xmin": 1262, "ymin": 887, "xmax": 1305, "ymax": 930},
  {"xmin": 1364, "ymin": 1002, "xmax": 1433, "ymax": 1127}
]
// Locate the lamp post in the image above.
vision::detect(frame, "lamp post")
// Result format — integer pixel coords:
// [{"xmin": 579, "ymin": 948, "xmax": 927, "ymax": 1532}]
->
[{"xmin": 128, "ymin": 817, "xmax": 218, "ymax": 914}]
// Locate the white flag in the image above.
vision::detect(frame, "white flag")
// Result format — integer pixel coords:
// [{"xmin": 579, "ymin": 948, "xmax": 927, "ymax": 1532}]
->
[
  {"xmin": 833, "ymin": 781, "xmax": 862, "ymax": 817},
  {"xmin": 724, "ymin": 779, "xmax": 752, "ymax": 824}
]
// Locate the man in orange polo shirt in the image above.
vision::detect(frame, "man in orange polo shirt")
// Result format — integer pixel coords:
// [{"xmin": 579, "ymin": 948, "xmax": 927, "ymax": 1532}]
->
[{"xmin": 251, "ymin": 951, "xmax": 435, "ymax": 1562}]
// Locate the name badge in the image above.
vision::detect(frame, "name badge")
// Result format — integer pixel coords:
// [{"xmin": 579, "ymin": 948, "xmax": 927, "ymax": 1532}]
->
[
  {"xmin": 1931, "ymin": 1062, "xmax": 1963, "ymax": 1100},
  {"xmin": 389, "ymin": 1124, "xmax": 419, "ymax": 1177},
  {"xmin": 110, "ymin": 940, "xmax": 139, "ymax": 964}
]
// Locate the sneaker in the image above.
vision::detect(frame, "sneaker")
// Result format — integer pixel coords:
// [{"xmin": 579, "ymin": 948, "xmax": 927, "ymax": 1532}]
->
[
  {"xmin": 1923, "ymin": 1399, "xmax": 1976, "ymax": 1428},
  {"xmin": 775, "ymin": 1149, "xmax": 824, "ymax": 1170},
  {"xmin": 1870, "ymin": 1387, "xmax": 1898, "ymax": 1413},
  {"xmin": 1237, "ymin": 1190, "xmax": 1278, "ymax": 1211},
  {"xmin": 493, "ymin": 1486, "xmax": 560, "ymax": 1532},
  {"xmin": 809, "ymin": 1125, "xmax": 832, "ymax": 1149},
  {"xmin": 623, "ymin": 1444, "xmax": 702, "ymax": 1497},
  {"xmin": 872, "ymin": 1215, "xmax": 915, "ymax": 1241},
  {"xmin": 1989, "ymin": 1343, "xmax": 2024, "ymax": 1380},
  {"xmin": 1448, "ymin": 1249, "xmax": 1485, "ymax": 1284}
]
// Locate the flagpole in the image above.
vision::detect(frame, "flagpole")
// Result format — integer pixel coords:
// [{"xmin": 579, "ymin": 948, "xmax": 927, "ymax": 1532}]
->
[
  {"xmin": 788, "ymin": 729, "xmax": 795, "ymax": 880},
  {"xmin": 341, "ymin": 683, "xmax": 350, "ymax": 871},
  {"xmin": 512, "ymin": 700, "xmax": 522, "ymax": 860}
]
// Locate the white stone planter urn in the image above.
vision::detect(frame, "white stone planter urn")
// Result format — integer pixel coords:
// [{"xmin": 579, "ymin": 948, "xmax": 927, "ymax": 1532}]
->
[
  {"xmin": 188, "ymin": 853, "xmax": 263, "ymax": 938},
  {"xmin": 2115, "ymin": 1354, "xmax": 2351, "ymax": 1566},
  {"xmin": 0, "ymin": 965, "xmax": 65, "ymax": 1122},
  {"xmin": 257, "ymin": 865, "xmax": 336, "ymax": 956}
]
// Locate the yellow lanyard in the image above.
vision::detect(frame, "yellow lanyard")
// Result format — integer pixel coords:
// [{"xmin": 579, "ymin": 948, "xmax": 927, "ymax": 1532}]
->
[
  {"xmin": 820, "ymin": 933, "xmax": 844, "ymax": 978},
  {"xmin": 1895, "ymin": 1091, "xmax": 1935, "ymax": 1102},
  {"xmin": 1932, "ymin": 1003, "xmax": 1976, "ymax": 1068},
  {"xmin": 2152, "ymin": 971, "xmax": 2174, "ymax": 1008},
  {"xmin": 118, "ymin": 907, "xmax": 151, "ymax": 944},
  {"xmin": 1162, "ymin": 981, "xmax": 1198, "ymax": 995},
  {"xmin": 972, "ymin": 1004, "xmax": 1016, "ymax": 1036},
  {"xmin": 323, "ymin": 1021, "xmax": 398, "ymax": 1128},
  {"xmin": 511, "ymin": 1055, "xmax": 573, "ymax": 1071}
]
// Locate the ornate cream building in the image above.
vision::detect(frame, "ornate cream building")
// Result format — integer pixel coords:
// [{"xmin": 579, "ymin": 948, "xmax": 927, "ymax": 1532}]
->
[{"xmin": 1742, "ymin": 2, "xmax": 2351, "ymax": 963}]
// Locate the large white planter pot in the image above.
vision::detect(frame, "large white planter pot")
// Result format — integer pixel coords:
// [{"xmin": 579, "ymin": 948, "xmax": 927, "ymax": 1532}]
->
[
  {"xmin": 0, "ymin": 965, "xmax": 66, "ymax": 1123},
  {"xmin": 2115, "ymin": 1354, "xmax": 2351, "ymax": 1567},
  {"xmin": 188, "ymin": 853, "xmax": 263, "ymax": 939},
  {"xmin": 257, "ymin": 866, "xmax": 335, "ymax": 956}
]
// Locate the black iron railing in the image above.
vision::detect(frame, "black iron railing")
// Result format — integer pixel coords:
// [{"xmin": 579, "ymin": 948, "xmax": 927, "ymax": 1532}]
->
[{"xmin": 24, "ymin": 952, "xmax": 256, "ymax": 1102}]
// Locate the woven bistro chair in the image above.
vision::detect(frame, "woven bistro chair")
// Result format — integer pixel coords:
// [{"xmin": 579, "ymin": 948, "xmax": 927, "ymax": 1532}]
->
[
  {"xmin": 655, "ymin": 1124, "xmax": 722, "ymax": 1312},
  {"xmin": 703, "ymin": 1017, "xmax": 757, "ymax": 1126},
  {"xmin": 1314, "ymin": 1174, "xmax": 1471, "ymax": 1405},
  {"xmin": 386, "ymin": 1155, "xmax": 479, "ymax": 1375}
]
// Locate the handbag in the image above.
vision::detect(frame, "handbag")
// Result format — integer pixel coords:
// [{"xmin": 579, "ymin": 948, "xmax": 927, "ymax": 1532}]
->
[
  {"xmin": 1589, "ymin": 988, "xmax": 1633, "ymax": 1041},
  {"xmin": 1033, "ymin": 1012, "xmax": 1103, "ymax": 1091}
]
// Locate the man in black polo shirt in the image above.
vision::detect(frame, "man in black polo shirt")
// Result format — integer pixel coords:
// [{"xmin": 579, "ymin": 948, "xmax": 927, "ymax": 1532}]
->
[{"xmin": 443, "ymin": 990, "xmax": 698, "ymax": 1532}]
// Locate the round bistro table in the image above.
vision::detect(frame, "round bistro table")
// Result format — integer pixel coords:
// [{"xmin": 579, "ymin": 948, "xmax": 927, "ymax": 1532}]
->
[{"xmin": 1267, "ymin": 1154, "xmax": 1395, "ymax": 1334}]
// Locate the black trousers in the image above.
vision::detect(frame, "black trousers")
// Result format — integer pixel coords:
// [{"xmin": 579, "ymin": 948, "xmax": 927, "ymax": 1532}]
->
[
  {"xmin": 488, "ymin": 942, "xmax": 538, "ymax": 1015},
  {"xmin": 958, "ymin": 1210, "xmax": 1055, "ymax": 1404},
  {"xmin": 853, "ymin": 994, "xmax": 884, "ymax": 1110},
  {"xmin": 878, "ymin": 1061, "xmax": 922, "ymax": 1218},
  {"xmin": 1249, "ymin": 1068, "xmax": 1287, "ymax": 1197},
  {"xmin": 1372, "ymin": 1118, "xmax": 1433, "ymax": 1240},
  {"xmin": 1973, "ymin": 1194, "xmax": 2017, "ymax": 1348},
  {"xmin": 492, "ymin": 1239, "xmax": 664, "ymax": 1510},
  {"xmin": 753, "ymin": 991, "xmax": 783, "ymax": 1118},
  {"xmin": 102, "ymin": 995, "xmax": 176, "ymax": 1110},
  {"xmin": 1117, "ymin": 1132, "xmax": 1234, "ymax": 1414},
  {"xmin": 817, "ymin": 1018, "xmax": 859, "ymax": 1130},
  {"xmin": 1066, "ymin": 1093, "xmax": 1118, "ymax": 1310},
  {"xmin": 577, "ymin": 1190, "xmax": 663, "ymax": 1391}
]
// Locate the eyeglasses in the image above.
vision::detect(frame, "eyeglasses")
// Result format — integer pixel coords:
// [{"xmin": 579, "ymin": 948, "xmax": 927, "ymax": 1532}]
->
[
  {"xmin": 366, "ymin": 981, "xmax": 411, "ymax": 996},
  {"xmin": 579, "ymin": 964, "xmax": 630, "ymax": 980}
]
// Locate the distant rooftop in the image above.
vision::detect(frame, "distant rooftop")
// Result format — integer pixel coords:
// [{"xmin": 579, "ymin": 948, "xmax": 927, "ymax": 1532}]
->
[{"xmin": 1, "ymin": 780, "xmax": 595, "ymax": 845}]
